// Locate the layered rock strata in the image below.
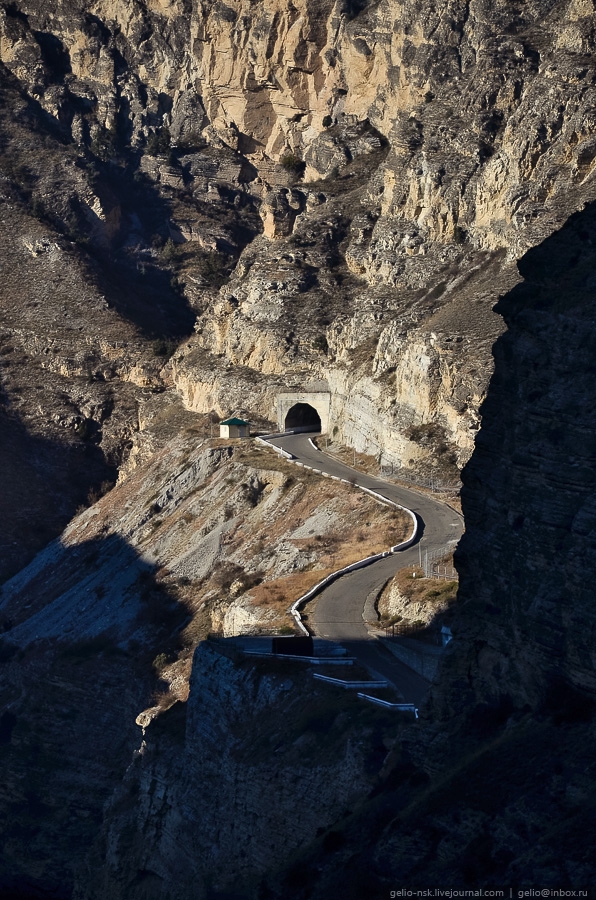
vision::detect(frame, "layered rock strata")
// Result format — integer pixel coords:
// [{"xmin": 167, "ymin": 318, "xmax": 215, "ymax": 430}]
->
[{"xmin": 3, "ymin": 0, "xmax": 596, "ymax": 484}]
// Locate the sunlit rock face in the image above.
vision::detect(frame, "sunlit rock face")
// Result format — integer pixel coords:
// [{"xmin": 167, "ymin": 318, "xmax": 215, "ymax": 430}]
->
[{"xmin": 3, "ymin": 0, "xmax": 596, "ymax": 480}]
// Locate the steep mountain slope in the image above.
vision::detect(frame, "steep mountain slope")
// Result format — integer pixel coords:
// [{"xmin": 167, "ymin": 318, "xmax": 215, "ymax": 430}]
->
[
  {"xmin": 1, "ymin": 0, "xmax": 596, "ymax": 896},
  {"xmin": 3, "ymin": 0, "xmax": 596, "ymax": 505},
  {"xmin": 0, "ymin": 407, "xmax": 410, "ymax": 897}
]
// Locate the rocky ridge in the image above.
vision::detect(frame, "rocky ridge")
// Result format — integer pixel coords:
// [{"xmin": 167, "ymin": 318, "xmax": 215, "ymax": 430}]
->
[{"xmin": 3, "ymin": 0, "xmax": 596, "ymax": 492}]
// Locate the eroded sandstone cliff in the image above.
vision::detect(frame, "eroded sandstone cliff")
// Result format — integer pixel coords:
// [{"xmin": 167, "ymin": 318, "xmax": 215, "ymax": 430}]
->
[{"xmin": 4, "ymin": 0, "xmax": 596, "ymax": 503}]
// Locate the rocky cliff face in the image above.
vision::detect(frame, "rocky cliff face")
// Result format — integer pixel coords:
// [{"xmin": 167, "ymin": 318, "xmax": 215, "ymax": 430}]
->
[
  {"xmin": 3, "ymin": 0, "xmax": 596, "ymax": 895},
  {"xmin": 444, "ymin": 199, "xmax": 596, "ymax": 711},
  {"xmin": 77, "ymin": 642, "xmax": 401, "ymax": 900},
  {"xmin": 4, "ymin": 0, "xmax": 596, "ymax": 494}
]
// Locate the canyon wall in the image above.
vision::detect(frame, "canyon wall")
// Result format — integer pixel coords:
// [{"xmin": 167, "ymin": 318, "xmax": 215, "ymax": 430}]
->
[
  {"xmin": 4, "ymin": 0, "xmax": 596, "ymax": 483},
  {"xmin": 442, "ymin": 200, "xmax": 596, "ymax": 712},
  {"xmin": 1, "ymin": 0, "xmax": 596, "ymax": 895}
]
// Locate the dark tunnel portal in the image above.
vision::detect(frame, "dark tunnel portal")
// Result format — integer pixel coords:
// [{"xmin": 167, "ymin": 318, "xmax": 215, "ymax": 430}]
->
[{"xmin": 284, "ymin": 403, "xmax": 322, "ymax": 432}]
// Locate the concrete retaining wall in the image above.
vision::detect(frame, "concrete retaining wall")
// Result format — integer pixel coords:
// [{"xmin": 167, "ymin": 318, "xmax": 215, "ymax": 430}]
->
[
  {"xmin": 277, "ymin": 392, "xmax": 331, "ymax": 433},
  {"xmin": 380, "ymin": 637, "xmax": 444, "ymax": 681}
]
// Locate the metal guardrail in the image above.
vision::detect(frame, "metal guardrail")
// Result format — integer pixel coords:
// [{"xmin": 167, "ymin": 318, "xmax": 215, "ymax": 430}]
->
[
  {"xmin": 253, "ymin": 434, "xmax": 419, "ymax": 636},
  {"xmin": 242, "ymin": 652, "xmax": 355, "ymax": 665},
  {"xmin": 383, "ymin": 621, "xmax": 425, "ymax": 638},
  {"xmin": 313, "ymin": 673, "xmax": 389, "ymax": 689},
  {"xmin": 357, "ymin": 694, "xmax": 419, "ymax": 717},
  {"xmin": 254, "ymin": 435, "xmax": 293, "ymax": 459}
]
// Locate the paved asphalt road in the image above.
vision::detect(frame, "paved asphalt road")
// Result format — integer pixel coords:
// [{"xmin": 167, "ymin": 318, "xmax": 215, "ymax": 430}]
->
[{"xmin": 268, "ymin": 432, "xmax": 464, "ymax": 703}]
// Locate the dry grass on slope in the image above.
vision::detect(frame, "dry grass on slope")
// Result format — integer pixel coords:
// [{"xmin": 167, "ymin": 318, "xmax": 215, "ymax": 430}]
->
[
  {"xmin": 10, "ymin": 434, "xmax": 413, "ymax": 703},
  {"xmin": 181, "ymin": 445, "xmax": 413, "ymax": 636}
]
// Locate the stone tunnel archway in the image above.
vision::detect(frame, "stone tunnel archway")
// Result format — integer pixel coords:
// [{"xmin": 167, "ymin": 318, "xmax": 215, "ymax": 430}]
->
[
  {"xmin": 284, "ymin": 402, "xmax": 321, "ymax": 433},
  {"xmin": 277, "ymin": 391, "xmax": 331, "ymax": 434}
]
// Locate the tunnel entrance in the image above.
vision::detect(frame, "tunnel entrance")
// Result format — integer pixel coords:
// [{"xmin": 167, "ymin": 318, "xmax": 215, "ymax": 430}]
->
[{"xmin": 284, "ymin": 403, "xmax": 322, "ymax": 433}]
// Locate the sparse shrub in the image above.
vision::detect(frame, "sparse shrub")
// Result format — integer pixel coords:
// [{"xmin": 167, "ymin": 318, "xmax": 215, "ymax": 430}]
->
[
  {"xmin": 146, "ymin": 127, "xmax": 171, "ymax": 157},
  {"xmin": 280, "ymin": 153, "xmax": 305, "ymax": 178},
  {"xmin": 322, "ymin": 115, "xmax": 333, "ymax": 128},
  {"xmin": 74, "ymin": 419, "xmax": 93, "ymax": 441},
  {"xmin": 30, "ymin": 196, "xmax": 46, "ymax": 220},
  {"xmin": 313, "ymin": 334, "xmax": 328, "ymax": 354},
  {"xmin": 196, "ymin": 251, "xmax": 229, "ymax": 287},
  {"xmin": 89, "ymin": 480, "xmax": 114, "ymax": 505},
  {"xmin": 239, "ymin": 570, "xmax": 264, "ymax": 592},
  {"xmin": 151, "ymin": 689, "xmax": 174, "ymax": 709},
  {"xmin": 90, "ymin": 125, "xmax": 118, "ymax": 161},
  {"xmin": 152, "ymin": 652, "xmax": 173, "ymax": 672},
  {"xmin": 161, "ymin": 238, "xmax": 180, "ymax": 263},
  {"xmin": 453, "ymin": 225, "xmax": 467, "ymax": 244},
  {"xmin": 176, "ymin": 130, "xmax": 205, "ymax": 152},
  {"xmin": 2, "ymin": 157, "xmax": 31, "ymax": 188},
  {"xmin": 152, "ymin": 339, "xmax": 176, "ymax": 358},
  {"xmin": 406, "ymin": 422, "xmax": 446, "ymax": 449},
  {"xmin": 212, "ymin": 561, "xmax": 244, "ymax": 591},
  {"xmin": 341, "ymin": 0, "xmax": 368, "ymax": 17}
]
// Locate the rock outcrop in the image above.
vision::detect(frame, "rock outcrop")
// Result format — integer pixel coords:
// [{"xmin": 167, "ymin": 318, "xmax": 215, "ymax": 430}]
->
[
  {"xmin": 4, "ymin": 0, "xmax": 596, "ymax": 485},
  {"xmin": 78, "ymin": 642, "xmax": 396, "ymax": 899},
  {"xmin": 443, "ymin": 199, "xmax": 596, "ymax": 712}
]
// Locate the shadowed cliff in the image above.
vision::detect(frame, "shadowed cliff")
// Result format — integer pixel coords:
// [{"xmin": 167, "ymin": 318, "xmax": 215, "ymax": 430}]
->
[{"xmin": 451, "ymin": 198, "xmax": 596, "ymax": 712}]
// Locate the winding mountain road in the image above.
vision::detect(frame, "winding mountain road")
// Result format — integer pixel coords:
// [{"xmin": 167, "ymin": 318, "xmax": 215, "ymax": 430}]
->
[{"xmin": 267, "ymin": 432, "xmax": 464, "ymax": 704}]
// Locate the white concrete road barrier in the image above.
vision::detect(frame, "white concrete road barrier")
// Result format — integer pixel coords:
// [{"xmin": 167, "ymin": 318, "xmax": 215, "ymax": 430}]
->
[{"xmin": 254, "ymin": 434, "xmax": 419, "ymax": 636}]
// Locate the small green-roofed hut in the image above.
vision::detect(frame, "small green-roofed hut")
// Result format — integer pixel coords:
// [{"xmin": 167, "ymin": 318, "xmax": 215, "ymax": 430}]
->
[{"xmin": 219, "ymin": 417, "xmax": 250, "ymax": 439}]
